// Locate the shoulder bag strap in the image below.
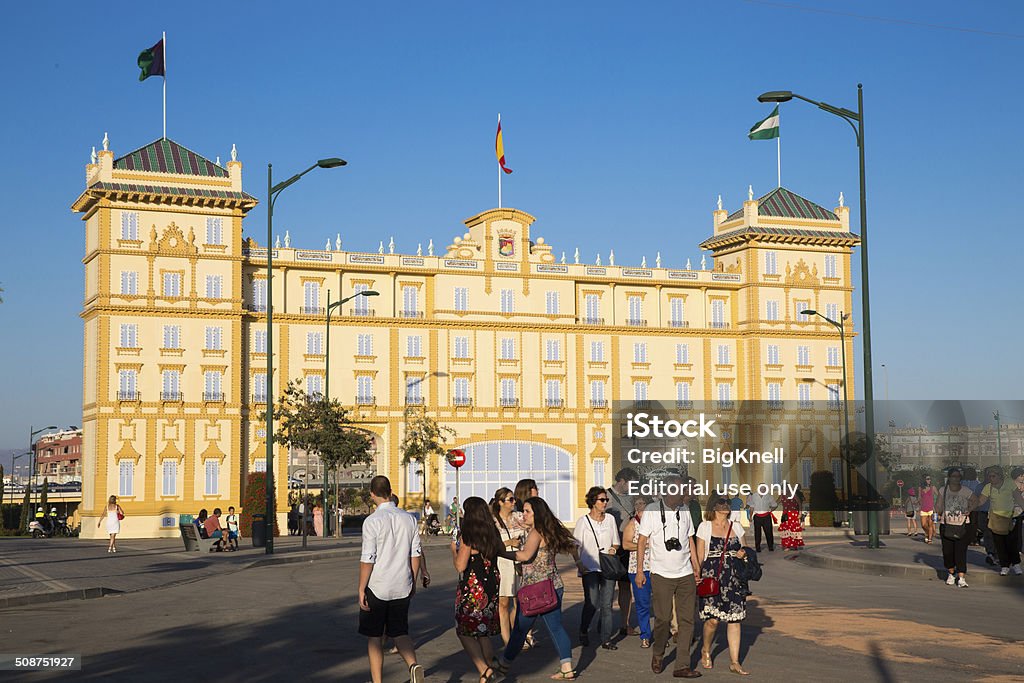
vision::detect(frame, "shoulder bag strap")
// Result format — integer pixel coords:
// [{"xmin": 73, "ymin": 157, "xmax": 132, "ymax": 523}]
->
[
  {"xmin": 585, "ymin": 515, "xmax": 604, "ymax": 551},
  {"xmin": 715, "ymin": 522, "xmax": 731, "ymax": 580}
]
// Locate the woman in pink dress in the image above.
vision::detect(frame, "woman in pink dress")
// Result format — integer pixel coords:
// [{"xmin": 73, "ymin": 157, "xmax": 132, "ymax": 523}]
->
[{"xmin": 779, "ymin": 486, "xmax": 805, "ymax": 550}]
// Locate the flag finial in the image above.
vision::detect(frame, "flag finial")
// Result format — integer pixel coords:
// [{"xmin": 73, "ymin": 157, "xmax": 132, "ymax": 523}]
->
[
  {"xmin": 102, "ymin": 132, "xmax": 109, "ymax": 151},
  {"xmin": 91, "ymin": 147, "xmax": 97, "ymax": 164},
  {"xmin": 748, "ymin": 185, "xmax": 753, "ymax": 201},
  {"xmin": 231, "ymin": 144, "xmax": 237, "ymax": 162},
  {"xmin": 839, "ymin": 191, "xmax": 845, "ymax": 207}
]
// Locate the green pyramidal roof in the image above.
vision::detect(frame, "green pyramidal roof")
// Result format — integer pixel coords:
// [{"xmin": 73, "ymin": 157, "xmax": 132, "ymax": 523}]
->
[
  {"xmin": 113, "ymin": 139, "xmax": 229, "ymax": 178},
  {"xmin": 726, "ymin": 187, "xmax": 838, "ymax": 222}
]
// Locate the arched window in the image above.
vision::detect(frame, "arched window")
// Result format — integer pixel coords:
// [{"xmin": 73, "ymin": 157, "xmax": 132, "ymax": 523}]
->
[{"xmin": 443, "ymin": 441, "xmax": 574, "ymax": 522}]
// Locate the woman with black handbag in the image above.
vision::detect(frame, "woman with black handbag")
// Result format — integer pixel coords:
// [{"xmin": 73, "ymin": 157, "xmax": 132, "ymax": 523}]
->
[
  {"xmin": 936, "ymin": 467, "xmax": 977, "ymax": 587},
  {"xmin": 695, "ymin": 495, "xmax": 749, "ymax": 675},
  {"xmin": 573, "ymin": 486, "xmax": 623, "ymax": 651}
]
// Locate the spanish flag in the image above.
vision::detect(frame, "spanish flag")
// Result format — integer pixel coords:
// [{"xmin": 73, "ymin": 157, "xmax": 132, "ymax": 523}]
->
[{"xmin": 496, "ymin": 115, "xmax": 513, "ymax": 174}]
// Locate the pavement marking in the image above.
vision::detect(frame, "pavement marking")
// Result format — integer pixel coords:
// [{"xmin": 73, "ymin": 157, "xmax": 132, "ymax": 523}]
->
[{"xmin": 0, "ymin": 554, "xmax": 74, "ymax": 593}]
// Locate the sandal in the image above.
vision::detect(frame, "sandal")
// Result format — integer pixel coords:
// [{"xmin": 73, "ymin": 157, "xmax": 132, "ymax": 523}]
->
[
  {"xmin": 730, "ymin": 663, "xmax": 750, "ymax": 676},
  {"xmin": 640, "ymin": 638, "xmax": 651, "ymax": 649},
  {"xmin": 480, "ymin": 667, "xmax": 495, "ymax": 683},
  {"xmin": 701, "ymin": 651, "xmax": 713, "ymax": 669},
  {"xmin": 524, "ymin": 633, "xmax": 536, "ymax": 650},
  {"xmin": 550, "ymin": 670, "xmax": 577, "ymax": 680}
]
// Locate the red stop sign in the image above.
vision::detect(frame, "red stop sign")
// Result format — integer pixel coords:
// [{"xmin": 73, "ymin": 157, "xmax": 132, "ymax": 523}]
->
[
  {"xmin": 447, "ymin": 449, "xmax": 466, "ymax": 468},
  {"xmin": 896, "ymin": 480, "xmax": 904, "ymax": 487}
]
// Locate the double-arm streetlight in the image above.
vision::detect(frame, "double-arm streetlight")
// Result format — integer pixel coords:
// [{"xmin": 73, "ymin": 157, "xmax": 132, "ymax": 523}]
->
[
  {"xmin": 265, "ymin": 157, "xmax": 347, "ymax": 555},
  {"xmin": 297, "ymin": 287, "xmax": 379, "ymax": 547},
  {"xmin": 802, "ymin": 309, "xmax": 852, "ymax": 505},
  {"xmin": 761, "ymin": 85, "xmax": 878, "ymax": 548}
]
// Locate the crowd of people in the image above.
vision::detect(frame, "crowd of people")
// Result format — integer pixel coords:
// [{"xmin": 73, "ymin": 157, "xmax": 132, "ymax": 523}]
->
[
  {"xmin": 358, "ymin": 470, "xmax": 791, "ymax": 683},
  {"xmin": 904, "ymin": 465, "xmax": 1024, "ymax": 587}
]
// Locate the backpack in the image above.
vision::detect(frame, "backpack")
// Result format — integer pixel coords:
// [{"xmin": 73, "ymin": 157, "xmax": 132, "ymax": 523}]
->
[{"xmin": 738, "ymin": 546, "xmax": 763, "ymax": 582}]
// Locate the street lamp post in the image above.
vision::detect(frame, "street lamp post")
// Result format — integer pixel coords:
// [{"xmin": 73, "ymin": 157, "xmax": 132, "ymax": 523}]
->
[
  {"xmin": 762, "ymin": 86, "xmax": 878, "ymax": 547},
  {"xmin": 265, "ymin": 157, "xmax": 347, "ymax": 555},
  {"xmin": 323, "ymin": 288, "xmax": 378, "ymax": 542},
  {"xmin": 802, "ymin": 310, "xmax": 852, "ymax": 506},
  {"xmin": 993, "ymin": 410, "xmax": 1002, "ymax": 467},
  {"xmin": 29, "ymin": 425, "xmax": 57, "ymax": 507}
]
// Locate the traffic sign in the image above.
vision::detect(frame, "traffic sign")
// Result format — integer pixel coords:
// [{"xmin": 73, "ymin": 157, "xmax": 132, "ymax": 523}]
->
[
  {"xmin": 447, "ymin": 448, "xmax": 466, "ymax": 468},
  {"xmin": 896, "ymin": 479, "xmax": 904, "ymax": 488}
]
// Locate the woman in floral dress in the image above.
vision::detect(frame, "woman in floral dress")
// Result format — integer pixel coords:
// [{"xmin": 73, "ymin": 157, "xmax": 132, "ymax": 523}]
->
[
  {"xmin": 696, "ymin": 496, "xmax": 751, "ymax": 675},
  {"xmin": 779, "ymin": 486, "xmax": 805, "ymax": 550},
  {"xmin": 453, "ymin": 497, "xmax": 504, "ymax": 682}
]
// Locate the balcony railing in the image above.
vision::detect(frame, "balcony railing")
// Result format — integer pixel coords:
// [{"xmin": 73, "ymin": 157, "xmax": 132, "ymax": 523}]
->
[
  {"xmin": 400, "ymin": 310, "xmax": 425, "ymax": 319},
  {"xmin": 252, "ymin": 394, "xmax": 268, "ymax": 404},
  {"xmin": 626, "ymin": 319, "xmax": 648, "ymax": 327},
  {"xmin": 717, "ymin": 400, "xmax": 735, "ymax": 410},
  {"xmin": 356, "ymin": 395, "xmax": 377, "ymax": 406},
  {"xmin": 405, "ymin": 396, "xmax": 424, "ymax": 406},
  {"xmin": 302, "ymin": 306, "xmax": 325, "ymax": 316},
  {"xmin": 117, "ymin": 390, "xmax": 139, "ymax": 401},
  {"xmin": 581, "ymin": 317, "xmax": 604, "ymax": 325},
  {"xmin": 591, "ymin": 399, "xmax": 608, "ymax": 408},
  {"xmin": 545, "ymin": 398, "xmax": 564, "ymax": 408},
  {"xmin": 351, "ymin": 308, "xmax": 375, "ymax": 317},
  {"xmin": 798, "ymin": 400, "xmax": 814, "ymax": 409},
  {"xmin": 161, "ymin": 391, "xmax": 183, "ymax": 402},
  {"xmin": 500, "ymin": 398, "xmax": 520, "ymax": 408},
  {"xmin": 635, "ymin": 400, "xmax": 652, "ymax": 410},
  {"xmin": 676, "ymin": 400, "xmax": 694, "ymax": 410},
  {"xmin": 246, "ymin": 303, "xmax": 267, "ymax": 312},
  {"xmin": 203, "ymin": 391, "xmax": 224, "ymax": 402},
  {"xmin": 710, "ymin": 322, "xmax": 731, "ymax": 329},
  {"xmin": 453, "ymin": 397, "xmax": 473, "ymax": 407},
  {"xmin": 669, "ymin": 320, "xmax": 690, "ymax": 328},
  {"xmin": 767, "ymin": 400, "xmax": 784, "ymax": 410}
]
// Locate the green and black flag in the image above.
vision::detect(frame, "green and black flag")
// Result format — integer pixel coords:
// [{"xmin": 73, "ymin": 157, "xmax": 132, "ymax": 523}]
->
[{"xmin": 138, "ymin": 38, "xmax": 165, "ymax": 81}]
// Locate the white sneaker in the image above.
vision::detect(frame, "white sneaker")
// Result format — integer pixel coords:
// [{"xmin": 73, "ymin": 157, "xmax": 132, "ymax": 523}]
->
[
  {"xmin": 1012, "ymin": 564, "xmax": 1023, "ymax": 576},
  {"xmin": 945, "ymin": 574, "xmax": 956, "ymax": 585},
  {"xmin": 957, "ymin": 576, "xmax": 969, "ymax": 588},
  {"xmin": 999, "ymin": 567, "xmax": 1010, "ymax": 576}
]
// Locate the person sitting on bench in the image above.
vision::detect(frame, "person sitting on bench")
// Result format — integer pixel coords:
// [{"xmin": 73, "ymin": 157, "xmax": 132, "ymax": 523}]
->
[{"xmin": 202, "ymin": 508, "xmax": 230, "ymax": 551}]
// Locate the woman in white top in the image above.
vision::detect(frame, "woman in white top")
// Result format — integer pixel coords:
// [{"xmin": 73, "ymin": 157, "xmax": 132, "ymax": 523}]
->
[
  {"xmin": 695, "ymin": 495, "xmax": 749, "ymax": 675},
  {"xmin": 96, "ymin": 494, "xmax": 124, "ymax": 553},
  {"xmin": 621, "ymin": 495, "xmax": 653, "ymax": 648},
  {"xmin": 492, "ymin": 487, "xmax": 526, "ymax": 646},
  {"xmin": 572, "ymin": 486, "xmax": 621, "ymax": 650}
]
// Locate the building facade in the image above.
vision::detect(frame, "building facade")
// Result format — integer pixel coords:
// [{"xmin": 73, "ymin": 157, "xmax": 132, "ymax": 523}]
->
[
  {"xmin": 74, "ymin": 136, "xmax": 859, "ymax": 538},
  {"xmin": 34, "ymin": 428, "xmax": 84, "ymax": 483}
]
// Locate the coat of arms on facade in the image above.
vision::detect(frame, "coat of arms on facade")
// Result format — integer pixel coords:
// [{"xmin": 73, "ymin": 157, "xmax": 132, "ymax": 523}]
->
[{"xmin": 498, "ymin": 231, "xmax": 515, "ymax": 258}]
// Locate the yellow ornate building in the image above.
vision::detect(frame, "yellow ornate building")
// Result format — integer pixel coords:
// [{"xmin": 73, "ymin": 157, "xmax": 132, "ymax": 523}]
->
[{"xmin": 74, "ymin": 136, "xmax": 859, "ymax": 537}]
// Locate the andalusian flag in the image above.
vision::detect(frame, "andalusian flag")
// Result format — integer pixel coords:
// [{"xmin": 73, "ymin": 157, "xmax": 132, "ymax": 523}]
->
[
  {"xmin": 138, "ymin": 38, "xmax": 165, "ymax": 81},
  {"xmin": 495, "ymin": 115, "xmax": 513, "ymax": 174},
  {"xmin": 748, "ymin": 106, "xmax": 780, "ymax": 140}
]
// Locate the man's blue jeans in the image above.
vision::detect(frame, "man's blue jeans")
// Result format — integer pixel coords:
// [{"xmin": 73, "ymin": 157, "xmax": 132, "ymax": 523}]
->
[
  {"xmin": 504, "ymin": 587, "xmax": 573, "ymax": 665},
  {"xmin": 580, "ymin": 571, "xmax": 615, "ymax": 644}
]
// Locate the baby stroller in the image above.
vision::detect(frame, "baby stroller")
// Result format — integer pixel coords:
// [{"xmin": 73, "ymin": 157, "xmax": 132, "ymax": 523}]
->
[{"xmin": 423, "ymin": 513, "xmax": 441, "ymax": 535}]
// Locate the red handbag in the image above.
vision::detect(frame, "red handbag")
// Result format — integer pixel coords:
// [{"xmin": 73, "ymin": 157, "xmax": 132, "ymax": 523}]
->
[
  {"xmin": 117, "ymin": 506, "xmax": 125, "ymax": 521},
  {"xmin": 517, "ymin": 578, "xmax": 558, "ymax": 616},
  {"xmin": 696, "ymin": 523, "xmax": 731, "ymax": 598}
]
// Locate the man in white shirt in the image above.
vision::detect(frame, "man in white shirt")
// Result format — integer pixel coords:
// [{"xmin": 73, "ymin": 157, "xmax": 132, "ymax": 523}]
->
[
  {"xmin": 636, "ymin": 475, "xmax": 702, "ymax": 678},
  {"xmin": 746, "ymin": 488, "xmax": 778, "ymax": 552},
  {"xmin": 358, "ymin": 476, "xmax": 425, "ymax": 683}
]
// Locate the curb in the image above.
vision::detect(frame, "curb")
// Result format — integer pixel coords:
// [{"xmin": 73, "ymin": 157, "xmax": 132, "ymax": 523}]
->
[
  {"xmin": 0, "ymin": 586, "xmax": 122, "ymax": 610},
  {"xmin": 793, "ymin": 543, "xmax": 1022, "ymax": 586}
]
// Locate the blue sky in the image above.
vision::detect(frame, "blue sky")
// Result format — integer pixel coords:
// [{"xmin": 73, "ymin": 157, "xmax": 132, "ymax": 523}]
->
[{"xmin": 1, "ymin": 1, "xmax": 1022, "ymax": 452}]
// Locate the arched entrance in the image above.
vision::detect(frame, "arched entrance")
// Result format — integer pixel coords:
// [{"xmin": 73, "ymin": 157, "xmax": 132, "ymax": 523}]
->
[{"xmin": 443, "ymin": 441, "xmax": 575, "ymax": 522}]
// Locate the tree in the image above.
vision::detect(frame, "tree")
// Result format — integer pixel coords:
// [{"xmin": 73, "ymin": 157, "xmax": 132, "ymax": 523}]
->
[
  {"xmin": 809, "ymin": 470, "xmax": 838, "ymax": 527},
  {"xmin": 40, "ymin": 477, "xmax": 49, "ymax": 512},
  {"xmin": 262, "ymin": 380, "xmax": 375, "ymax": 474},
  {"xmin": 0, "ymin": 465, "xmax": 5, "ymax": 521},
  {"xmin": 19, "ymin": 487, "xmax": 31, "ymax": 532},
  {"xmin": 400, "ymin": 407, "xmax": 456, "ymax": 495}
]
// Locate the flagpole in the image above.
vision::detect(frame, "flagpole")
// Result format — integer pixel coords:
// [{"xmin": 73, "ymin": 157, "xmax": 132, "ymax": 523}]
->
[
  {"xmin": 777, "ymin": 136, "xmax": 781, "ymax": 187},
  {"xmin": 162, "ymin": 31, "xmax": 167, "ymax": 140},
  {"xmin": 493, "ymin": 113, "xmax": 497, "ymax": 208}
]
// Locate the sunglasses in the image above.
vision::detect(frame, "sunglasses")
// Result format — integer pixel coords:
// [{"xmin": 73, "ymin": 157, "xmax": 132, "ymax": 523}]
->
[
  {"xmin": 596, "ymin": 497, "xmax": 609, "ymax": 503},
  {"xmin": 503, "ymin": 497, "xmax": 516, "ymax": 503}
]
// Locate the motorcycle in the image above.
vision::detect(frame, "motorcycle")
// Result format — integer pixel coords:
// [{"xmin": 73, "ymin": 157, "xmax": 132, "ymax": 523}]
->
[{"xmin": 28, "ymin": 517, "xmax": 72, "ymax": 538}]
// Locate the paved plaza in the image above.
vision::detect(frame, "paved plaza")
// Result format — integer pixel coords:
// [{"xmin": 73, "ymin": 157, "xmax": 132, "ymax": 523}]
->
[{"xmin": 2, "ymin": 528, "xmax": 1023, "ymax": 682}]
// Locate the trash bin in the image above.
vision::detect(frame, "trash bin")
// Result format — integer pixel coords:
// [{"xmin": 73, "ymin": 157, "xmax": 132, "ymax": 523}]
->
[
  {"xmin": 853, "ymin": 507, "xmax": 891, "ymax": 535},
  {"xmin": 252, "ymin": 513, "xmax": 266, "ymax": 547}
]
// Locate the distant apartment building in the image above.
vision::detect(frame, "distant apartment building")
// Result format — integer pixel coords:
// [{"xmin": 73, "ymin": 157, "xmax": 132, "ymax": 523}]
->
[{"xmin": 34, "ymin": 428, "xmax": 84, "ymax": 482}]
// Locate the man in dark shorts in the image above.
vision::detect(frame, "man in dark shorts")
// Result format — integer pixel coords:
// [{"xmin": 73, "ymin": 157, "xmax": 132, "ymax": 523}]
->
[
  {"xmin": 359, "ymin": 475, "xmax": 425, "ymax": 683},
  {"xmin": 605, "ymin": 467, "xmax": 639, "ymax": 637}
]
